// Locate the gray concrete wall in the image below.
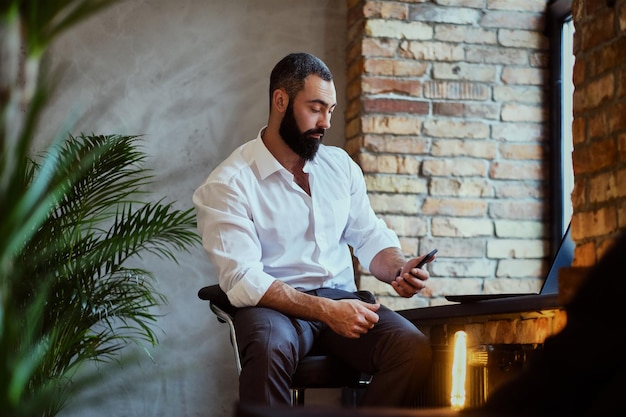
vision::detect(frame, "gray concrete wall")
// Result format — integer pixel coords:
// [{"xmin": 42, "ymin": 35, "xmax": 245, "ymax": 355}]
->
[{"xmin": 38, "ymin": 1, "xmax": 347, "ymax": 416}]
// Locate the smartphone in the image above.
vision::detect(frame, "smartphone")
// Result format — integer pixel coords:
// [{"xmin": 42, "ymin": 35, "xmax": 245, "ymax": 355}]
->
[{"xmin": 416, "ymin": 248, "xmax": 438, "ymax": 268}]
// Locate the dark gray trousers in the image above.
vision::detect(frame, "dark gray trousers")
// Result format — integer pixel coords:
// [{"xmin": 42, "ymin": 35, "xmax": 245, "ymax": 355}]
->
[{"xmin": 233, "ymin": 288, "xmax": 432, "ymax": 407}]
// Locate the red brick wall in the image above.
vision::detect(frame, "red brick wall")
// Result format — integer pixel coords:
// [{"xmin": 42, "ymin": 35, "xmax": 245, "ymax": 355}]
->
[
  {"xmin": 570, "ymin": 0, "xmax": 626, "ymax": 268},
  {"xmin": 345, "ymin": 0, "xmax": 553, "ymax": 309}
]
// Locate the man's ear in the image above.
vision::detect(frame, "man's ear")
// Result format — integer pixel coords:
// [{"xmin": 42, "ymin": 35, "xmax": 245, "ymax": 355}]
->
[{"xmin": 272, "ymin": 88, "xmax": 288, "ymax": 113}]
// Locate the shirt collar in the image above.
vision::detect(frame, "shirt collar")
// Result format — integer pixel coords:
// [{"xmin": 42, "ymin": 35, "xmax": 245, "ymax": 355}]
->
[
  {"xmin": 253, "ymin": 126, "xmax": 318, "ymax": 179},
  {"xmin": 253, "ymin": 127, "xmax": 284, "ymax": 180}
]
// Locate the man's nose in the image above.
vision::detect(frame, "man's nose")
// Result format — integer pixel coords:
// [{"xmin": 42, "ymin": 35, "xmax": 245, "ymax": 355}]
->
[{"xmin": 318, "ymin": 112, "xmax": 331, "ymax": 130}]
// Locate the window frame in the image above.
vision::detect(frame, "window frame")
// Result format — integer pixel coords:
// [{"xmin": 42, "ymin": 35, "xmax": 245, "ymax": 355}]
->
[{"xmin": 548, "ymin": 0, "xmax": 574, "ymax": 256}]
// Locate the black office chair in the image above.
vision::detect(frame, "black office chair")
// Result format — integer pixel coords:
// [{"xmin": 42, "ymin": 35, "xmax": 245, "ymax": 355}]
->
[{"xmin": 197, "ymin": 284, "xmax": 371, "ymax": 406}]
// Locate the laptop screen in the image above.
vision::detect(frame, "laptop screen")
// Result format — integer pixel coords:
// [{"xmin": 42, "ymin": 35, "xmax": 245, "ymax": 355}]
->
[
  {"xmin": 539, "ymin": 222, "xmax": 573, "ymax": 294},
  {"xmin": 445, "ymin": 223, "xmax": 574, "ymax": 303}
]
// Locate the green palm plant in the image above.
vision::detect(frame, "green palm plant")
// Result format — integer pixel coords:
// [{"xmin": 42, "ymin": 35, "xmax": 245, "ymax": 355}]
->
[
  {"xmin": 6, "ymin": 133, "xmax": 201, "ymax": 417},
  {"xmin": 1, "ymin": 1, "xmax": 201, "ymax": 416}
]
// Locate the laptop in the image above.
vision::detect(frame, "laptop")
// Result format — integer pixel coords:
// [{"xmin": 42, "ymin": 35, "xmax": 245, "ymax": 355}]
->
[{"xmin": 445, "ymin": 223, "xmax": 574, "ymax": 303}]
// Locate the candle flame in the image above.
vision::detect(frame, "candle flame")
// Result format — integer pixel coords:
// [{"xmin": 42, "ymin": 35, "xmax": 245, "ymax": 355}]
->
[{"xmin": 450, "ymin": 331, "xmax": 467, "ymax": 410}]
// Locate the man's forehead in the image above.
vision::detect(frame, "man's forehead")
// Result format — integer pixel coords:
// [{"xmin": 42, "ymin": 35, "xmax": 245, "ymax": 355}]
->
[{"xmin": 301, "ymin": 75, "xmax": 336, "ymax": 107}]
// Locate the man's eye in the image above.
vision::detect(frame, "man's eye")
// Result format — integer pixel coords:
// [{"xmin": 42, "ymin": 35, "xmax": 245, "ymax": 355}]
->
[{"xmin": 311, "ymin": 107, "xmax": 321, "ymax": 113}]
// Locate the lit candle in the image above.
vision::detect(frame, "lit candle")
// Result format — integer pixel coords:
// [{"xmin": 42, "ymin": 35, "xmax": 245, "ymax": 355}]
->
[{"xmin": 450, "ymin": 331, "xmax": 467, "ymax": 410}]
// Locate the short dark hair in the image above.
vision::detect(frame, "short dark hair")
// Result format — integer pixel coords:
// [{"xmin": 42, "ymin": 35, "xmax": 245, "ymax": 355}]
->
[{"xmin": 269, "ymin": 52, "xmax": 333, "ymax": 107}]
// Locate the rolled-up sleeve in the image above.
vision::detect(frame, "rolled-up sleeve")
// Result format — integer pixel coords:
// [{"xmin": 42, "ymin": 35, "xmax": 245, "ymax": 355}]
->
[{"xmin": 193, "ymin": 179, "xmax": 275, "ymax": 307}]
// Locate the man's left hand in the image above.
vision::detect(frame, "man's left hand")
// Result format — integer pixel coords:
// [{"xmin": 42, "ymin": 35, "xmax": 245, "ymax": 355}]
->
[{"xmin": 391, "ymin": 258, "xmax": 430, "ymax": 298}]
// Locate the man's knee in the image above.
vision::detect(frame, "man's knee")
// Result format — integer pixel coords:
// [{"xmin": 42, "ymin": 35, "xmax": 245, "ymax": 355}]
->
[
  {"xmin": 396, "ymin": 328, "xmax": 432, "ymax": 365},
  {"xmin": 236, "ymin": 311, "xmax": 300, "ymax": 372}
]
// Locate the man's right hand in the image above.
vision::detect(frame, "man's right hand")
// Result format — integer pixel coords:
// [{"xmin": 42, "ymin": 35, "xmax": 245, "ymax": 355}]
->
[
  {"xmin": 324, "ymin": 298, "xmax": 380, "ymax": 338},
  {"xmin": 258, "ymin": 280, "xmax": 380, "ymax": 338}
]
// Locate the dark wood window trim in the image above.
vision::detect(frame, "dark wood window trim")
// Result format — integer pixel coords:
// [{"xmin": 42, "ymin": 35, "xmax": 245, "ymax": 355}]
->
[{"xmin": 548, "ymin": 0, "xmax": 573, "ymax": 256}]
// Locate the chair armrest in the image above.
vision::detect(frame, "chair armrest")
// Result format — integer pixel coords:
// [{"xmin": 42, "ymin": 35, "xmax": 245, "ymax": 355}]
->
[
  {"xmin": 197, "ymin": 284, "xmax": 240, "ymax": 317},
  {"xmin": 198, "ymin": 285, "xmax": 243, "ymax": 374}
]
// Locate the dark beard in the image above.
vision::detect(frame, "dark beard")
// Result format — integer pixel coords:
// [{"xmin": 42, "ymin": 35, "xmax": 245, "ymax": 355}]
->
[{"xmin": 279, "ymin": 103, "xmax": 325, "ymax": 161}]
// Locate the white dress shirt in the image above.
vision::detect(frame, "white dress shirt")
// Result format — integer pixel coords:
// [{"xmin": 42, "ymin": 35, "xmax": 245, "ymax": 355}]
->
[{"xmin": 192, "ymin": 127, "xmax": 401, "ymax": 307}]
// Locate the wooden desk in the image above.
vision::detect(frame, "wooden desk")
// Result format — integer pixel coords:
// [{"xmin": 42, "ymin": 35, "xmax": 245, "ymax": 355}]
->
[{"xmin": 397, "ymin": 293, "xmax": 562, "ymax": 326}]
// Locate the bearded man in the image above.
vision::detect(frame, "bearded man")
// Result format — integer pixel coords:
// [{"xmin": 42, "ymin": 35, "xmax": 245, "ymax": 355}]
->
[{"xmin": 193, "ymin": 52, "xmax": 433, "ymax": 407}]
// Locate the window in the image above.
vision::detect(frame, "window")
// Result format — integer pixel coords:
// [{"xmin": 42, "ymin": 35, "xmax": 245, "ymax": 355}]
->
[
  {"xmin": 561, "ymin": 18, "xmax": 574, "ymax": 234},
  {"xmin": 548, "ymin": 0, "xmax": 574, "ymax": 255}
]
